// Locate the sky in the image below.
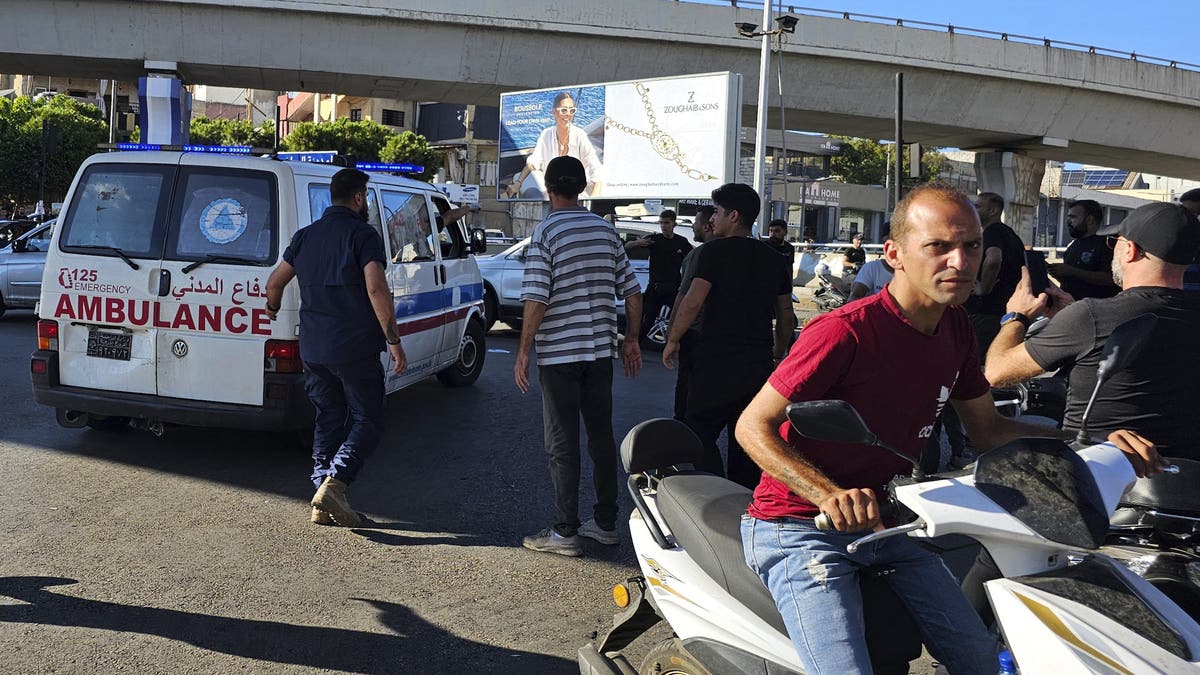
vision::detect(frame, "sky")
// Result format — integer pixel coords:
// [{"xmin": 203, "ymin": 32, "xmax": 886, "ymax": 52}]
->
[{"xmin": 702, "ymin": 0, "xmax": 1198, "ymax": 68}]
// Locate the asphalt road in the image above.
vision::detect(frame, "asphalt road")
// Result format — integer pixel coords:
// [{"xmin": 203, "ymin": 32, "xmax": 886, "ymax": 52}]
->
[{"xmin": 0, "ymin": 308, "xmax": 940, "ymax": 674}]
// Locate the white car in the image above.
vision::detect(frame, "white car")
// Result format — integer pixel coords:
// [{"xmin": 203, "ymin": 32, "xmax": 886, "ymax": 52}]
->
[{"xmin": 477, "ymin": 219, "xmax": 695, "ymax": 331}]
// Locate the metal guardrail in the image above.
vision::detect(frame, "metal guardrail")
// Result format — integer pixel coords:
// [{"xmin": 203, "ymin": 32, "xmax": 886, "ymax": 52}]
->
[{"xmin": 679, "ymin": 1, "xmax": 1200, "ymax": 73}]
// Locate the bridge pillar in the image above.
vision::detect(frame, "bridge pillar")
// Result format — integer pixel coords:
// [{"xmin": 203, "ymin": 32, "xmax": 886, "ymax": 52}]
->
[
  {"xmin": 973, "ymin": 151, "xmax": 1045, "ymax": 244},
  {"xmin": 137, "ymin": 61, "xmax": 191, "ymax": 145}
]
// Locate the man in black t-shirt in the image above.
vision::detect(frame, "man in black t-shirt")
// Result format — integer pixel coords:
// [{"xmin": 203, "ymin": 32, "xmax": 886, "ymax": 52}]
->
[
  {"xmin": 986, "ymin": 202, "xmax": 1200, "ymax": 459},
  {"xmin": 626, "ymin": 209, "xmax": 692, "ymax": 342},
  {"xmin": 765, "ymin": 218, "xmax": 796, "ymax": 269},
  {"xmin": 663, "ymin": 184, "xmax": 793, "ymax": 488},
  {"xmin": 1049, "ymin": 199, "xmax": 1119, "ymax": 300},
  {"xmin": 965, "ymin": 192, "xmax": 1027, "ymax": 358},
  {"xmin": 841, "ymin": 232, "xmax": 866, "ymax": 274}
]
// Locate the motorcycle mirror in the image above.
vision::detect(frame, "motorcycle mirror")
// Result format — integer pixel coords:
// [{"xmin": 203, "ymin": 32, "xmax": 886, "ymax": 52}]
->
[
  {"xmin": 1076, "ymin": 313, "xmax": 1158, "ymax": 446},
  {"xmin": 786, "ymin": 401, "xmax": 924, "ymax": 478},
  {"xmin": 786, "ymin": 401, "xmax": 878, "ymax": 445}
]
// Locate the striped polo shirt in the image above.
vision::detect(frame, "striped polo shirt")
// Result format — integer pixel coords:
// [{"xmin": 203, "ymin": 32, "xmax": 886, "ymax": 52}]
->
[{"xmin": 520, "ymin": 207, "xmax": 640, "ymax": 366}]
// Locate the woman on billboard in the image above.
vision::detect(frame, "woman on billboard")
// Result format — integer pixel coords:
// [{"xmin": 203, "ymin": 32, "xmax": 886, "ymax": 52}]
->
[{"xmin": 504, "ymin": 92, "xmax": 604, "ymax": 199}]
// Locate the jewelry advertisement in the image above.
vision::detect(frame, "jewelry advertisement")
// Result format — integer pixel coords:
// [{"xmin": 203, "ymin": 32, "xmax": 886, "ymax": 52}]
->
[{"xmin": 498, "ymin": 72, "xmax": 740, "ymax": 202}]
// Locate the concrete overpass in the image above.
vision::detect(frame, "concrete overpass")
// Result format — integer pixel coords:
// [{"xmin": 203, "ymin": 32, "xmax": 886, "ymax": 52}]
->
[
  {"xmin": 5, "ymin": 0, "xmax": 1199, "ymax": 179},
  {"xmin": 5, "ymin": 0, "xmax": 1200, "ymax": 178}
]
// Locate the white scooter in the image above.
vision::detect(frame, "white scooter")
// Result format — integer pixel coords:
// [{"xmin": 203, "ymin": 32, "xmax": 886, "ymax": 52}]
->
[{"xmin": 580, "ymin": 315, "xmax": 1200, "ymax": 674}]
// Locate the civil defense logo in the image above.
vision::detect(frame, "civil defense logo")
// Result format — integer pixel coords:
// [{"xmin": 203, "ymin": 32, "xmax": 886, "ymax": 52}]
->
[{"xmin": 199, "ymin": 198, "xmax": 248, "ymax": 245}]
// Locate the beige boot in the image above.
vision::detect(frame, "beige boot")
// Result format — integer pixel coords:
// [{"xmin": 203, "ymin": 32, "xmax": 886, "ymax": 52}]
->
[
  {"xmin": 311, "ymin": 477, "xmax": 361, "ymax": 527},
  {"xmin": 310, "ymin": 506, "xmax": 336, "ymax": 526}
]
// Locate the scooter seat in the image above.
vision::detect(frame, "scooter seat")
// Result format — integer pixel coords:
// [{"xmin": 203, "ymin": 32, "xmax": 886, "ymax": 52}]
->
[
  {"xmin": 657, "ymin": 473, "xmax": 788, "ymax": 634},
  {"xmin": 657, "ymin": 473, "xmax": 924, "ymax": 669},
  {"xmin": 1121, "ymin": 458, "xmax": 1200, "ymax": 515}
]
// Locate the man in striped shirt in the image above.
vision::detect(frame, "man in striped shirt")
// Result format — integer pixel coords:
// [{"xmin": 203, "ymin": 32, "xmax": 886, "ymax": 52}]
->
[{"xmin": 515, "ymin": 156, "xmax": 644, "ymax": 557}]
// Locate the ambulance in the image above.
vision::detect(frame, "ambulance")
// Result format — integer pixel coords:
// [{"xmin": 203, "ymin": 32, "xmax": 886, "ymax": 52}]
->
[{"xmin": 30, "ymin": 146, "xmax": 488, "ymax": 433}]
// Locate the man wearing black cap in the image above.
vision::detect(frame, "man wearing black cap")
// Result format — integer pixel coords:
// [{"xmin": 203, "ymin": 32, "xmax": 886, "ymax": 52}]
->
[
  {"xmin": 515, "ymin": 155, "xmax": 644, "ymax": 556},
  {"xmin": 985, "ymin": 202, "xmax": 1200, "ymax": 459},
  {"xmin": 1178, "ymin": 188, "xmax": 1200, "ymax": 291},
  {"xmin": 1180, "ymin": 188, "xmax": 1200, "ymax": 218}
]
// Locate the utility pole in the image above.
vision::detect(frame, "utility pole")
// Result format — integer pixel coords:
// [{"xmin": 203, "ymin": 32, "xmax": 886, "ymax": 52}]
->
[
  {"xmin": 38, "ymin": 119, "xmax": 62, "ymax": 216},
  {"xmin": 893, "ymin": 73, "xmax": 904, "ymax": 211}
]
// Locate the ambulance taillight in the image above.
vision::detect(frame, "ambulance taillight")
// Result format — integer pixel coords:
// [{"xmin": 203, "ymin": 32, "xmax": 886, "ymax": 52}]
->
[
  {"xmin": 264, "ymin": 340, "xmax": 302, "ymax": 373},
  {"xmin": 37, "ymin": 320, "xmax": 59, "ymax": 351}
]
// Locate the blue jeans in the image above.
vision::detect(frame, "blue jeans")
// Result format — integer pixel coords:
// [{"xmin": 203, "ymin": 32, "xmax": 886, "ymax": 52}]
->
[
  {"xmin": 742, "ymin": 516, "xmax": 997, "ymax": 675},
  {"xmin": 304, "ymin": 358, "xmax": 385, "ymax": 489}
]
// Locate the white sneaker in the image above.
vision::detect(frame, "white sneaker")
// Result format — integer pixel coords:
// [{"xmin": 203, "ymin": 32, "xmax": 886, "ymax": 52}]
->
[{"xmin": 578, "ymin": 519, "xmax": 620, "ymax": 545}]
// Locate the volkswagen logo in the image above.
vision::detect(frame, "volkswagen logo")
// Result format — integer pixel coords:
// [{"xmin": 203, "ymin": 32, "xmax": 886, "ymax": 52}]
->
[{"xmin": 171, "ymin": 339, "xmax": 188, "ymax": 358}]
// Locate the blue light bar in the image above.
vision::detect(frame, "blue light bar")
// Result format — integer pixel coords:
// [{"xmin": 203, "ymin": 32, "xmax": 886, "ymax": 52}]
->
[
  {"xmin": 356, "ymin": 162, "xmax": 424, "ymax": 173},
  {"xmin": 183, "ymin": 144, "xmax": 252, "ymax": 155},
  {"xmin": 277, "ymin": 151, "xmax": 337, "ymax": 163},
  {"xmin": 115, "ymin": 142, "xmax": 252, "ymax": 155}
]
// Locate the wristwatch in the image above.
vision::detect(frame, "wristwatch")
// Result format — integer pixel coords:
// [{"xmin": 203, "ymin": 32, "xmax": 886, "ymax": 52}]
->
[
  {"xmin": 386, "ymin": 337, "xmax": 402, "ymax": 346},
  {"xmin": 999, "ymin": 311, "xmax": 1031, "ymax": 330}
]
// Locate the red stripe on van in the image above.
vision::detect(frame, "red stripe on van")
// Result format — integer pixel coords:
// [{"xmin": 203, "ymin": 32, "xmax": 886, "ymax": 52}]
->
[{"xmin": 396, "ymin": 308, "xmax": 470, "ymax": 337}]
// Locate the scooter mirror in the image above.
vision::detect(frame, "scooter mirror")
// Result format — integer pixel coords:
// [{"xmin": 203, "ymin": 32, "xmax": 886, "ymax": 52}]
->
[
  {"xmin": 786, "ymin": 400, "xmax": 879, "ymax": 446},
  {"xmin": 787, "ymin": 400, "xmax": 924, "ymax": 478}
]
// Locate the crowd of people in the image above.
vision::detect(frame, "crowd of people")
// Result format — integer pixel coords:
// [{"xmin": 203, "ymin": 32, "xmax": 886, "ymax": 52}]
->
[{"xmin": 268, "ymin": 156, "xmax": 1198, "ymax": 672}]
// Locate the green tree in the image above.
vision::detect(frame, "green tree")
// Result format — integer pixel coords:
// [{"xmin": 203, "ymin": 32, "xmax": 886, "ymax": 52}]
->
[
  {"xmin": 829, "ymin": 136, "xmax": 945, "ymax": 186},
  {"xmin": 379, "ymin": 131, "xmax": 441, "ymax": 182},
  {"xmin": 188, "ymin": 117, "xmax": 275, "ymax": 148},
  {"xmin": 0, "ymin": 95, "xmax": 108, "ymax": 205},
  {"xmin": 280, "ymin": 118, "xmax": 396, "ymax": 163}
]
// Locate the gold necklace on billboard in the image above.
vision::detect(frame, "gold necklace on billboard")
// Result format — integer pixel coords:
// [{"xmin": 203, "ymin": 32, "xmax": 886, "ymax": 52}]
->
[{"xmin": 604, "ymin": 82, "xmax": 718, "ymax": 182}]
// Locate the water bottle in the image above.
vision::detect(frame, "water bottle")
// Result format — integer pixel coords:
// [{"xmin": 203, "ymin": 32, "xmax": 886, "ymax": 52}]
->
[{"xmin": 998, "ymin": 649, "xmax": 1017, "ymax": 674}]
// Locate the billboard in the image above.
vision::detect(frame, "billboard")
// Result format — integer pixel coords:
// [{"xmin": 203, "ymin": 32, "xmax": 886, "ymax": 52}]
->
[{"xmin": 498, "ymin": 72, "xmax": 741, "ymax": 201}]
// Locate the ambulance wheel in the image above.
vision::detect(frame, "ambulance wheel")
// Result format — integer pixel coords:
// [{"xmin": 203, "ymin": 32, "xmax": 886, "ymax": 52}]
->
[
  {"xmin": 483, "ymin": 286, "xmax": 498, "ymax": 331},
  {"xmin": 437, "ymin": 318, "xmax": 485, "ymax": 387},
  {"xmin": 86, "ymin": 415, "xmax": 131, "ymax": 432},
  {"xmin": 639, "ymin": 638, "xmax": 711, "ymax": 675}
]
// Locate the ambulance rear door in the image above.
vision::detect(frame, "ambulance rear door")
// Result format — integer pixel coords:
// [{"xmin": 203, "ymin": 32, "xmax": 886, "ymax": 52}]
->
[
  {"xmin": 152, "ymin": 155, "xmax": 286, "ymax": 406},
  {"xmin": 51, "ymin": 159, "xmax": 177, "ymax": 396}
]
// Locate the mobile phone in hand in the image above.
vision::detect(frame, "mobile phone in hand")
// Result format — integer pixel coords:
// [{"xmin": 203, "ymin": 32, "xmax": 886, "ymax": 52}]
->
[{"xmin": 1025, "ymin": 249, "xmax": 1050, "ymax": 295}]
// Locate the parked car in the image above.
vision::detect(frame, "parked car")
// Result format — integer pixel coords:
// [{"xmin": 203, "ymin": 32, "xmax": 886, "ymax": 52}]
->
[
  {"xmin": 0, "ymin": 220, "xmax": 38, "ymax": 248},
  {"xmin": 0, "ymin": 219, "xmax": 55, "ymax": 318},
  {"xmin": 477, "ymin": 219, "xmax": 694, "ymax": 331}
]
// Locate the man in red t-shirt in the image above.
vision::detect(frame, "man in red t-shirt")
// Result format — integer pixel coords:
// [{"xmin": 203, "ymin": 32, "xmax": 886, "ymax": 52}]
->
[{"xmin": 734, "ymin": 184, "xmax": 1164, "ymax": 673}]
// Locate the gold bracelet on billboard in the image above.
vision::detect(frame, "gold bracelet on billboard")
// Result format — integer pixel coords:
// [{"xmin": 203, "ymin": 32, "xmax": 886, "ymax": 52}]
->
[{"xmin": 604, "ymin": 83, "xmax": 718, "ymax": 182}]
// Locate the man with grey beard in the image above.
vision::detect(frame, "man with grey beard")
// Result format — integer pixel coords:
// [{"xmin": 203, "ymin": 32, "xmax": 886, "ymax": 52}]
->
[{"xmin": 985, "ymin": 202, "xmax": 1200, "ymax": 460}]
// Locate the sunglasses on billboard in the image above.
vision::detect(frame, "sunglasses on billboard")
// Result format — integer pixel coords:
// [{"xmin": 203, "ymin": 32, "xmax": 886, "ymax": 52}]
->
[{"xmin": 555, "ymin": 107, "xmax": 577, "ymax": 115}]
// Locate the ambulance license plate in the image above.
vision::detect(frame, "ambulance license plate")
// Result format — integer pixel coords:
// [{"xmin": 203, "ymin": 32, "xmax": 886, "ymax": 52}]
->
[{"xmin": 87, "ymin": 330, "xmax": 132, "ymax": 361}]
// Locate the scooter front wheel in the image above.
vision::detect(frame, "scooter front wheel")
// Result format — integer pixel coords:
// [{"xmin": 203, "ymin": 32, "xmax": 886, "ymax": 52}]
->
[{"xmin": 639, "ymin": 638, "xmax": 712, "ymax": 675}]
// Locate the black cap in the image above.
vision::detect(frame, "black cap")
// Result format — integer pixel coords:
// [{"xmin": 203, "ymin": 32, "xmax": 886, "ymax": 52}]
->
[
  {"xmin": 1118, "ymin": 202, "xmax": 1200, "ymax": 264},
  {"xmin": 1180, "ymin": 188, "xmax": 1200, "ymax": 204},
  {"xmin": 544, "ymin": 156, "xmax": 587, "ymax": 194}
]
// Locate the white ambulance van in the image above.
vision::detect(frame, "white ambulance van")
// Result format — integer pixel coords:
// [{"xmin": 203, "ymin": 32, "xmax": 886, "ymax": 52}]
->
[{"xmin": 31, "ymin": 148, "xmax": 488, "ymax": 433}]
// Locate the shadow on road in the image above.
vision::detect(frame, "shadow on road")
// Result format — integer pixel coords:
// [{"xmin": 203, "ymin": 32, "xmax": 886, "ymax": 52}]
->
[
  {"xmin": 0, "ymin": 576, "xmax": 572, "ymax": 674},
  {"xmin": 2, "ymin": 326, "xmax": 673, "ymax": 552}
]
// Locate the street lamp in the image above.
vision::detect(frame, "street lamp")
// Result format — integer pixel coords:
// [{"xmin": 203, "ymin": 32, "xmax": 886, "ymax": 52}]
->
[{"xmin": 735, "ymin": 11, "xmax": 800, "ymax": 230}]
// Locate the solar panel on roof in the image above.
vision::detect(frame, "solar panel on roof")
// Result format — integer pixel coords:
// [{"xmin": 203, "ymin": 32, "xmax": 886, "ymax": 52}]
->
[
  {"xmin": 1062, "ymin": 170, "xmax": 1086, "ymax": 187},
  {"xmin": 1082, "ymin": 169, "xmax": 1129, "ymax": 188}
]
